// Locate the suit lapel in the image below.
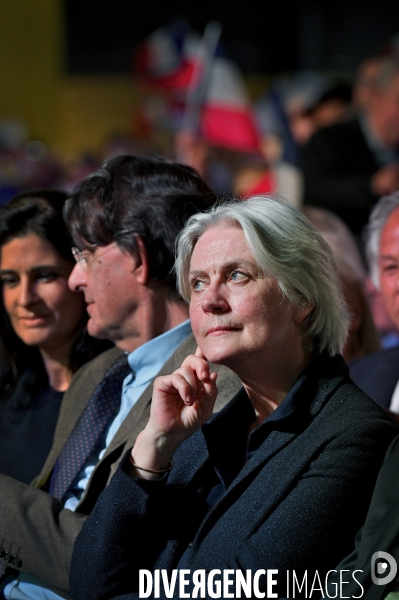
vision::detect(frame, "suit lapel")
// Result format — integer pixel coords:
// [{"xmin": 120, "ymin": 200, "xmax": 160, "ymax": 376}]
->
[
  {"xmin": 194, "ymin": 426, "xmax": 299, "ymax": 545},
  {"xmin": 350, "ymin": 347, "xmax": 399, "ymax": 409},
  {"xmin": 77, "ymin": 334, "xmax": 208, "ymax": 511},
  {"xmin": 356, "ymin": 437, "xmax": 399, "ymax": 568},
  {"xmin": 194, "ymin": 358, "xmax": 346, "ymax": 542},
  {"xmin": 372, "ymin": 352, "xmax": 399, "ymax": 409},
  {"xmin": 353, "ymin": 118, "xmax": 380, "ymax": 171},
  {"xmin": 103, "ymin": 334, "xmax": 199, "ymax": 457},
  {"xmin": 32, "ymin": 347, "xmax": 123, "ymax": 488}
]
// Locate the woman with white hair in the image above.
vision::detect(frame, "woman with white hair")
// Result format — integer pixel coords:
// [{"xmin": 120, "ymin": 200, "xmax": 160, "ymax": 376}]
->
[{"xmin": 70, "ymin": 196, "xmax": 397, "ymax": 599}]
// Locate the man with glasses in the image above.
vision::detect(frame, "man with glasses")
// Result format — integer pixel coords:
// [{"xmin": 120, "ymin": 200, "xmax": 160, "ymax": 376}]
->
[{"xmin": 0, "ymin": 154, "xmax": 240, "ymax": 599}]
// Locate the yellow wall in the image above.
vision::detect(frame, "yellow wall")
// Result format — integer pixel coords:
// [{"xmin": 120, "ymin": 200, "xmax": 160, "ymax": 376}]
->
[
  {"xmin": 0, "ymin": 0, "xmax": 140, "ymax": 160},
  {"xmin": 0, "ymin": 0, "xmax": 62, "ymax": 144},
  {"xmin": 57, "ymin": 75, "xmax": 139, "ymax": 160},
  {"xmin": 0, "ymin": 1, "xmax": 267, "ymax": 161}
]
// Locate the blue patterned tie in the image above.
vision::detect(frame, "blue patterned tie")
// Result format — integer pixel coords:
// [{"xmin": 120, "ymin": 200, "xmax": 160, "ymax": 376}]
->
[{"xmin": 49, "ymin": 353, "xmax": 132, "ymax": 502}]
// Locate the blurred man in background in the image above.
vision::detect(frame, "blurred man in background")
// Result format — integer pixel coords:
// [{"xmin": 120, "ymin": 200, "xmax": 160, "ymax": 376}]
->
[
  {"xmin": 350, "ymin": 191, "xmax": 399, "ymax": 414},
  {"xmin": 303, "ymin": 57, "xmax": 399, "ymax": 238}
]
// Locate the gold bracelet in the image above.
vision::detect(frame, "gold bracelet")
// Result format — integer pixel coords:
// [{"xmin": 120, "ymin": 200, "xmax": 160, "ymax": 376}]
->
[{"xmin": 129, "ymin": 453, "xmax": 174, "ymax": 473}]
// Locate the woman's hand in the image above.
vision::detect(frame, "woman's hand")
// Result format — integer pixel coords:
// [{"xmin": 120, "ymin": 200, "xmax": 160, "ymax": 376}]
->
[{"xmin": 131, "ymin": 348, "xmax": 218, "ymax": 479}]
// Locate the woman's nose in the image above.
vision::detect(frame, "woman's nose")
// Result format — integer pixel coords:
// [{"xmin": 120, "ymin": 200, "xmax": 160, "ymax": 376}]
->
[
  {"xmin": 17, "ymin": 280, "xmax": 38, "ymax": 307},
  {"xmin": 200, "ymin": 283, "xmax": 229, "ymax": 313}
]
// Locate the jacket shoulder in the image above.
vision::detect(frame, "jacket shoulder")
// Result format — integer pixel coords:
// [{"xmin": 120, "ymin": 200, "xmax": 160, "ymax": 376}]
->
[
  {"xmin": 349, "ymin": 346, "xmax": 399, "ymax": 407},
  {"xmin": 350, "ymin": 346, "xmax": 399, "ymax": 375},
  {"xmin": 308, "ymin": 117, "xmax": 363, "ymax": 144},
  {"xmin": 57, "ymin": 346, "xmax": 125, "ymax": 434},
  {"xmin": 70, "ymin": 346, "xmax": 124, "ymax": 382},
  {"xmin": 31, "ymin": 346, "xmax": 125, "ymax": 486}
]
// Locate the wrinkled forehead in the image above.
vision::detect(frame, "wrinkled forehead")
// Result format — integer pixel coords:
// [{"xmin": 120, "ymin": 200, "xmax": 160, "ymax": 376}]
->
[
  {"xmin": 193, "ymin": 221, "xmax": 246, "ymax": 253},
  {"xmin": 194, "ymin": 219, "xmax": 243, "ymax": 249},
  {"xmin": 189, "ymin": 223, "xmax": 263, "ymax": 279}
]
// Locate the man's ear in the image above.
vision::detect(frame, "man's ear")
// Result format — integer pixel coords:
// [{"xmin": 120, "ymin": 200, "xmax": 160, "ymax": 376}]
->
[{"xmin": 131, "ymin": 236, "xmax": 149, "ymax": 285}]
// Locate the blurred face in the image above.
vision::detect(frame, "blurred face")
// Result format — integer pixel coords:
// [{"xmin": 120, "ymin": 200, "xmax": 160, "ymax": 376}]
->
[
  {"xmin": 188, "ymin": 224, "xmax": 310, "ymax": 372},
  {"xmin": 0, "ymin": 233, "xmax": 85, "ymax": 355},
  {"xmin": 378, "ymin": 207, "xmax": 399, "ymax": 329},
  {"xmin": 68, "ymin": 242, "xmax": 141, "ymax": 349},
  {"xmin": 370, "ymin": 73, "xmax": 399, "ymax": 146}
]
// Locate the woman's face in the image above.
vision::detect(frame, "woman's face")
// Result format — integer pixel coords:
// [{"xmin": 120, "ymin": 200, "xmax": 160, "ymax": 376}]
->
[
  {"xmin": 188, "ymin": 224, "xmax": 311, "ymax": 372},
  {"xmin": 0, "ymin": 233, "xmax": 86, "ymax": 355}
]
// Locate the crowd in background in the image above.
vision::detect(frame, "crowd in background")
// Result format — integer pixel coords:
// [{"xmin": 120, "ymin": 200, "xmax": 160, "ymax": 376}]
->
[
  {"xmin": 2, "ymin": 31, "xmax": 399, "ymax": 597},
  {"xmin": 1, "ymin": 41, "xmax": 399, "ymax": 357}
]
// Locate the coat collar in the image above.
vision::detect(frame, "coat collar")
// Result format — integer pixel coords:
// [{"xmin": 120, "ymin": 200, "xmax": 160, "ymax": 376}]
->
[
  {"xmin": 173, "ymin": 353, "xmax": 349, "ymax": 495},
  {"xmin": 188, "ymin": 353, "xmax": 350, "ymax": 549},
  {"xmin": 204, "ymin": 352, "xmax": 349, "ymax": 436}
]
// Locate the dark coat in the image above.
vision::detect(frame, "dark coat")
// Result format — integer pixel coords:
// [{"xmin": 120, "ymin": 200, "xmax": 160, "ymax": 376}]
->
[
  {"xmin": 349, "ymin": 345, "xmax": 399, "ymax": 409},
  {"xmin": 0, "ymin": 334, "xmax": 241, "ymax": 598},
  {"xmin": 302, "ymin": 117, "xmax": 379, "ymax": 236},
  {"xmin": 70, "ymin": 355, "xmax": 399, "ymax": 600},
  {"xmin": 330, "ymin": 434, "xmax": 399, "ymax": 600},
  {"xmin": 0, "ymin": 368, "xmax": 63, "ymax": 483}
]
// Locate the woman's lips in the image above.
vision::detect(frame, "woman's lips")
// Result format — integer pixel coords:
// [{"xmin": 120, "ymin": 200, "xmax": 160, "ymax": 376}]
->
[
  {"xmin": 18, "ymin": 315, "xmax": 50, "ymax": 326},
  {"xmin": 206, "ymin": 326, "xmax": 239, "ymax": 336}
]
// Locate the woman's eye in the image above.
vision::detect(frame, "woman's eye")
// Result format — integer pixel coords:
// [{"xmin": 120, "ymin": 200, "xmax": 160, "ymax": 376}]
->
[
  {"xmin": 0, "ymin": 275, "xmax": 18, "ymax": 287},
  {"xmin": 230, "ymin": 271, "xmax": 247, "ymax": 282},
  {"xmin": 37, "ymin": 272, "xmax": 58, "ymax": 282},
  {"xmin": 192, "ymin": 279, "xmax": 206, "ymax": 291}
]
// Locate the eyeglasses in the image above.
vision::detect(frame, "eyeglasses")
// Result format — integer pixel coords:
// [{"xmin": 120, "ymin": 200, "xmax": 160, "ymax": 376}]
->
[
  {"xmin": 71, "ymin": 244, "xmax": 97, "ymax": 271},
  {"xmin": 71, "ymin": 231, "xmax": 137, "ymax": 271}
]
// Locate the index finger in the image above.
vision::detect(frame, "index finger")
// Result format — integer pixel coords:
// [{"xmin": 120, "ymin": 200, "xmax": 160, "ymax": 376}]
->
[
  {"xmin": 181, "ymin": 351, "xmax": 210, "ymax": 381},
  {"xmin": 195, "ymin": 346, "xmax": 208, "ymax": 361}
]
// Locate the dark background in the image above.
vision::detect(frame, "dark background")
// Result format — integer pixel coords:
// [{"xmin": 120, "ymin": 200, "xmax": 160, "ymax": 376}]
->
[{"xmin": 63, "ymin": 0, "xmax": 399, "ymax": 76}]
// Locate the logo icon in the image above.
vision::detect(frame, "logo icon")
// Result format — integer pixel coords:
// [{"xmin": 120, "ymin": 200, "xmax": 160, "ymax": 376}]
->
[{"xmin": 371, "ymin": 551, "xmax": 397, "ymax": 586}]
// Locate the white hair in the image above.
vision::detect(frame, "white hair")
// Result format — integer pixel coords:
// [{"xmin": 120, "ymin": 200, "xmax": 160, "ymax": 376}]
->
[
  {"xmin": 365, "ymin": 191, "xmax": 399, "ymax": 289},
  {"xmin": 175, "ymin": 195, "xmax": 349, "ymax": 356}
]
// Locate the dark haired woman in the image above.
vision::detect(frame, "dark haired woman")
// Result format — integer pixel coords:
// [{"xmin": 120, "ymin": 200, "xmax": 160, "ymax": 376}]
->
[{"xmin": 0, "ymin": 189, "xmax": 112, "ymax": 484}]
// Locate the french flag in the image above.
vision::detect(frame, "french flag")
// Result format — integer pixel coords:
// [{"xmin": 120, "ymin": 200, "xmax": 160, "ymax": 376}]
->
[
  {"xmin": 133, "ymin": 26, "xmax": 199, "ymax": 92},
  {"xmin": 133, "ymin": 23, "xmax": 263, "ymax": 155},
  {"xmin": 197, "ymin": 56, "xmax": 262, "ymax": 154}
]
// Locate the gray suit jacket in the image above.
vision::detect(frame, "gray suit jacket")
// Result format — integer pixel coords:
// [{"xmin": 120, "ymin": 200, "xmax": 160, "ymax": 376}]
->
[{"xmin": 0, "ymin": 334, "xmax": 241, "ymax": 598}]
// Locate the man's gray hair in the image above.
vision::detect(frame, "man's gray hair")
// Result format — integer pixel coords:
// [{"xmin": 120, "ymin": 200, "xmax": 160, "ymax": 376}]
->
[
  {"xmin": 365, "ymin": 191, "xmax": 399, "ymax": 289},
  {"xmin": 175, "ymin": 196, "xmax": 349, "ymax": 356}
]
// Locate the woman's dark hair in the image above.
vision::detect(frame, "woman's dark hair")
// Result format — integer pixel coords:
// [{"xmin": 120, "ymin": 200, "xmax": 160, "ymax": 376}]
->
[{"xmin": 0, "ymin": 189, "xmax": 112, "ymax": 403}]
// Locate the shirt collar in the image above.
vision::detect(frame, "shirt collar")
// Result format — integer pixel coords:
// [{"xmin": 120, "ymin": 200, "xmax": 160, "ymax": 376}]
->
[{"xmin": 126, "ymin": 319, "xmax": 192, "ymax": 387}]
